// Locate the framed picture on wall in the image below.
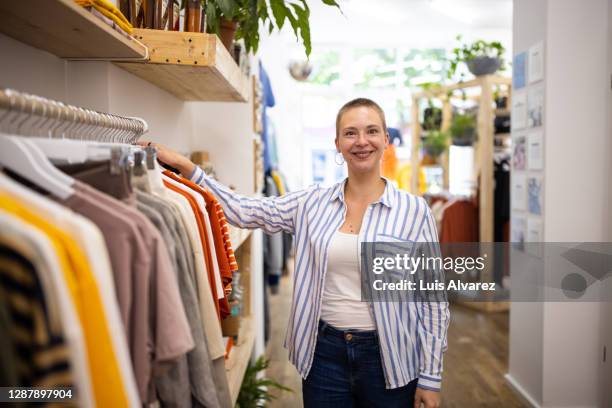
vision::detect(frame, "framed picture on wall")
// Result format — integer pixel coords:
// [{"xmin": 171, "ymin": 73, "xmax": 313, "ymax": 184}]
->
[
  {"xmin": 512, "ymin": 173, "xmax": 527, "ymax": 211},
  {"xmin": 528, "ymin": 41, "xmax": 544, "ymax": 83},
  {"xmin": 528, "ymin": 131, "xmax": 544, "ymax": 170},
  {"xmin": 511, "ymin": 92, "xmax": 527, "ymax": 130},
  {"xmin": 526, "ymin": 217, "xmax": 544, "ymax": 257},
  {"xmin": 511, "ymin": 216, "xmax": 526, "ymax": 244},
  {"xmin": 513, "ymin": 51, "xmax": 527, "ymax": 90},
  {"xmin": 527, "ymin": 86, "xmax": 544, "ymax": 128},
  {"xmin": 528, "ymin": 175, "xmax": 544, "ymax": 215},
  {"xmin": 526, "ymin": 217, "xmax": 543, "ymax": 242},
  {"xmin": 512, "ymin": 135, "xmax": 527, "ymax": 170}
]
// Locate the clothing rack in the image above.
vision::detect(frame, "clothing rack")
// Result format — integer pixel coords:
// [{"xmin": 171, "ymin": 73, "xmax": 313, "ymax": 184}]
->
[{"xmin": 0, "ymin": 88, "xmax": 148, "ymax": 143}]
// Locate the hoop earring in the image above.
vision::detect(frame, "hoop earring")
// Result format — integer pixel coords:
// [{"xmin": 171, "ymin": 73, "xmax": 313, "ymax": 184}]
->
[{"xmin": 335, "ymin": 152, "xmax": 345, "ymax": 165}]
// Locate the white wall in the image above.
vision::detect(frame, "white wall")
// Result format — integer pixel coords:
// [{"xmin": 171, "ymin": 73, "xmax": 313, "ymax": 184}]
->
[
  {"xmin": 600, "ymin": 2, "xmax": 612, "ymax": 406},
  {"xmin": 189, "ymin": 99, "xmax": 255, "ymax": 194},
  {"xmin": 0, "ymin": 34, "xmax": 67, "ymax": 101},
  {"xmin": 509, "ymin": 1, "xmax": 610, "ymax": 406},
  {"xmin": 507, "ymin": 1, "xmax": 547, "ymax": 404}
]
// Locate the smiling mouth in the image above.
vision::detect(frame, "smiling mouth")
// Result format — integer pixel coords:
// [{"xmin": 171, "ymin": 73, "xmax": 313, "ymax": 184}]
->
[{"xmin": 352, "ymin": 150, "xmax": 375, "ymax": 160}]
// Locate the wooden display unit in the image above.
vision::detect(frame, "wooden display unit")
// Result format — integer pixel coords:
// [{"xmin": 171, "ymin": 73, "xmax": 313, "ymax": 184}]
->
[
  {"xmin": 224, "ymin": 232, "xmax": 256, "ymax": 405},
  {"xmin": 411, "ymin": 75, "xmax": 512, "ymax": 312},
  {"xmin": 0, "ymin": 0, "xmax": 147, "ymax": 59},
  {"xmin": 411, "ymin": 74, "xmax": 512, "ymax": 243},
  {"xmin": 115, "ymin": 29, "xmax": 250, "ymax": 102},
  {"xmin": 225, "ymin": 314, "xmax": 255, "ymax": 404}
]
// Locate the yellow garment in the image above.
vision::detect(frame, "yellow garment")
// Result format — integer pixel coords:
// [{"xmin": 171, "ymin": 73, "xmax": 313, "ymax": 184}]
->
[
  {"xmin": 381, "ymin": 144, "xmax": 399, "ymax": 180},
  {"xmin": 0, "ymin": 194, "xmax": 130, "ymax": 407},
  {"xmin": 75, "ymin": 0, "xmax": 133, "ymax": 34},
  {"xmin": 270, "ymin": 170, "xmax": 286, "ymax": 195},
  {"xmin": 396, "ymin": 162, "xmax": 427, "ymax": 195}
]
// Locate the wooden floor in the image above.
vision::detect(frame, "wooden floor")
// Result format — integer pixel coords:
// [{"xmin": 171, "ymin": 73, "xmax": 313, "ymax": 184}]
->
[{"xmin": 265, "ymin": 270, "xmax": 526, "ymax": 408}]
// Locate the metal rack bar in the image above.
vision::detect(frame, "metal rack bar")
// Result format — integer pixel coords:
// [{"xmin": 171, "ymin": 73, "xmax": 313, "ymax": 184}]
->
[{"xmin": 0, "ymin": 88, "xmax": 148, "ymax": 143}]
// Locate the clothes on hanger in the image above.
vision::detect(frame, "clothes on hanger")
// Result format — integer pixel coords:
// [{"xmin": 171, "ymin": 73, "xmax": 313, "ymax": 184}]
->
[
  {"xmin": 0, "ymin": 137, "xmax": 239, "ymax": 408},
  {"xmin": 381, "ymin": 143, "xmax": 399, "ymax": 180},
  {"xmin": 396, "ymin": 162, "xmax": 427, "ymax": 195},
  {"xmin": 263, "ymin": 173, "xmax": 283, "ymax": 294},
  {"xmin": 494, "ymin": 154, "xmax": 510, "ymax": 242},
  {"xmin": 259, "ymin": 61, "xmax": 277, "ymax": 173},
  {"xmin": 429, "ymin": 196, "xmax": 479, "ymax": 243}
]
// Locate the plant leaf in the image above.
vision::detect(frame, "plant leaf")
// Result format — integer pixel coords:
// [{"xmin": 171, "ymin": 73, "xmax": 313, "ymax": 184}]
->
[
  {"xmin": 217, "ymin": 0, "xmax": 236, "ymax": 17},
  {"xmin": 289, "ymin": 3, "xmax": 311, "ymax": 56},
  {"xmin": 269, "ymin": 0, "xmax": 288, "ymax": 29},
  {"xmin": 206, "ymin": 2, "xmax": 220, "ymax": 34}
]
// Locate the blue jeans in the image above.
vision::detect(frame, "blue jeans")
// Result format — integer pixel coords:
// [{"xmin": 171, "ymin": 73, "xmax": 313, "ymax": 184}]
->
[{"xmin": 302, "ymin": 320, "xmax": 417, "ymax": 408}]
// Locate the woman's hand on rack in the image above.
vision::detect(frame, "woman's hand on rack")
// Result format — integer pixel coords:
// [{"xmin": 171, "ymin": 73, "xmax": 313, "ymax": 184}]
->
[{"xmin": 136, "ymin": 141, "xmax": 196, "ymax": 178}]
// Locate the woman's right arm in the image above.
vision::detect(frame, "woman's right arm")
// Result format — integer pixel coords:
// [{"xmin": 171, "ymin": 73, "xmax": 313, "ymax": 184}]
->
[{"xmin": 140, "ymin": 141, "xmax": 311, "ymax": 235}]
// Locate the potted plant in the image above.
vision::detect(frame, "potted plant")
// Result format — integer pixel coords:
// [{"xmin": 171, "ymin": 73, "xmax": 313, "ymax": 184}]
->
[
  {"xmin": 422, "ymin": 129, "xmax": 449, "ymax": 160},
  {"xmin": 236, "ymin": 356, "xmax": 292, "ymax": 408},
  {"xmin": 450, "ymin": 112, "xmax": 476, "ymax": 146},
  {"xmin": 448, "ymin": 35, "xmax": 506, "ymax": 78},
  {"xmin": 204, "ymin": 0, "xmax": 341, "ymax": 55},
  {"xmin": 417, "ymin": 82, "xmax": 448, "ymax": 131}
]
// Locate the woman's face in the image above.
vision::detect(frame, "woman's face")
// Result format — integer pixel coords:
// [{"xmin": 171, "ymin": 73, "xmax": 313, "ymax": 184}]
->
[{"xmin": 336, "ymin": 106, "xmax": 388, "ymax": 175}]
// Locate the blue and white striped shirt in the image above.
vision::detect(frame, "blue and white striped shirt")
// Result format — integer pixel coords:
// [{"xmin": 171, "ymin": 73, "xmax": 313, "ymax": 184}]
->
[{"xmin": 191, "ymin": 166, "xmax": 450, "ymax": 391}]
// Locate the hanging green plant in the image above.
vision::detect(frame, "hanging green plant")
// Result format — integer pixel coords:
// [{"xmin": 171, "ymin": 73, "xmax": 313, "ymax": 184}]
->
[
  {"xmin": 450, "ymin": 112, "xmax": 477, "ymax": 146},
  {"xmin": 422, "ymin": 129, "xmax": 449, "ymax": 159},
  {"xmin": 201, "ymin": 0, "xmax": 341, "ymax": 56},
  {"xmin": 448, "ymin": 35, "xmax": 506, "ymax": 79}
]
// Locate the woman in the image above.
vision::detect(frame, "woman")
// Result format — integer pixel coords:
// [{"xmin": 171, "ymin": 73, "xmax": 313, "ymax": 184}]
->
[{"xmin": 141, "ymin": 98, "xmax": 449, "ymax": 408}]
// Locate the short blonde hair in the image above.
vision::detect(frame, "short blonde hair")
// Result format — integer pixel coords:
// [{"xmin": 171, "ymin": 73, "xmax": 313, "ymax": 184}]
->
[{"xmin": 335, "ymin": 98, "xmax": 387, "ymax": 138}]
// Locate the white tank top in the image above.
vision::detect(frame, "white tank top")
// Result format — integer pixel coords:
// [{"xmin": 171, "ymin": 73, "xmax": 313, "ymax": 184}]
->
[{"xmin": 320, "ymin": 230, "xmax": 376, "ymax": 330}]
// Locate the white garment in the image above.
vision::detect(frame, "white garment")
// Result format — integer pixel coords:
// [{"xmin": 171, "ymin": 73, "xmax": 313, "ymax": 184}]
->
[
  {"xmin": 0, "ymin": 211, "xmax": 94, "ymax": 408},
  {"xmin": 320, "ymin": 231, "xmax": 375, "ymax": 330},
  {"xmin": 0, "ymin": 175, "xmax": 140, "ymax": 407},
  {"xmin": 157, "ymin": 183, "xmax": 226, "ymax": 360},
  {"xmin": 162, "ymin": 174, "xmax": 225, "ymax": 300}
]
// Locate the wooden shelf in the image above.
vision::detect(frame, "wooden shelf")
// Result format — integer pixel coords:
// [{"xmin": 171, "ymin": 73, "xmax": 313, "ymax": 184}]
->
[
  {"xmin": 412, "ymin": 75, "xmax": 512, "ymax": 99},
  {"xmin": 115, "ymin": 29, "xmax": 249, "ymax": 102},
  {"xmin": 229, "ymin": 226, "xmax": 252, "ymax": 250},
  {"xmin": 0, "ymin": 0, "xmax": 147, "ymax": 59},
  {"xmin": 226, "ymin": 315, "xmax": 256, "ymax": 405}
]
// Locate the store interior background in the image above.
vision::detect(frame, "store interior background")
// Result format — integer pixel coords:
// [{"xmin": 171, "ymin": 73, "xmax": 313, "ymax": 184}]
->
[{"xmin": 0, "ymin": 0, "xmax": 611, "ymax": 407}]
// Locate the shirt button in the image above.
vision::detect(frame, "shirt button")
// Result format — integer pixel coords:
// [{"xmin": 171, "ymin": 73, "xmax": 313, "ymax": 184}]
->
[{"xmin": 345, "ymin": 333, "xmax": 353, "ymax": 341}]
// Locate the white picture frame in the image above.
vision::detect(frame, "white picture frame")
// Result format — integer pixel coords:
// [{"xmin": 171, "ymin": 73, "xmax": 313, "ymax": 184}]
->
[
  {"xmin": 511, "ymin": 216, "xmax": 526, "ymax": 243},
  {"xmin": 527, "ymin": 86, "xmax": 544, "ymax": 128},
  {"xmin": 528, "ymin": 41, "xmax": 544, "ymax": 83},
  {"xmin": 526, "ymin": 217, "xmax": 543, "ymax": 242},
  {"xmin": 528, "ymin": 131, "xmax": 544, "ymax": 170},
  {"xmin": 527, "ymin": 175, "xmax": 544, "ymax": 215},
  {"xmin": 512, "ymin": 173, "xmax": 527, "ymax": 211},
  {"xmin": 512, "ymin": 92, "xmax": 527, "ymax": 130},
  {"xmin": 512, "ymin": 135, "xmax": 527, "ymax": 170}
]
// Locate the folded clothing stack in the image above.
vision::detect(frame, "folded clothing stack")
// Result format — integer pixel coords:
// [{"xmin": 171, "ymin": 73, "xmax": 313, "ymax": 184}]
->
[{"xmin": 74, "ymin": 0, "xmax": 133, "ymax": 35}]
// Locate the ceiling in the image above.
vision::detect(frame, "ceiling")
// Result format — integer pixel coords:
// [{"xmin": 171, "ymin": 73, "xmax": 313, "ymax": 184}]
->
[{"xmin": 296, "ymin": 0, "xmax": 513, "ymax": 49}]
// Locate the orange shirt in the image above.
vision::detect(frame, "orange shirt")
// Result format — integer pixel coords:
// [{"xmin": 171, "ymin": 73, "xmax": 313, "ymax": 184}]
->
[
  {"xmin": 163, "ymin": 171, "xmax": 237, "ymax": 288},
  {"xmin": 162, "ymin": 180, "xmax": 231, "ymax": 319}
]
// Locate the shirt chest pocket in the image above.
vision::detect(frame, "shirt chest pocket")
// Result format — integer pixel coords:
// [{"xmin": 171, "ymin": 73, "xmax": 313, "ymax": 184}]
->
[{"xmin": 372, "ymin": 233, "xmax": 421, "ymax": 262}]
